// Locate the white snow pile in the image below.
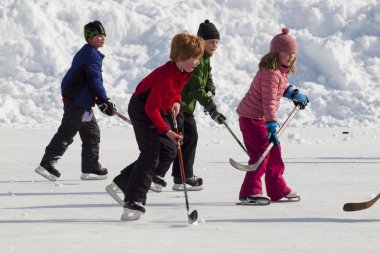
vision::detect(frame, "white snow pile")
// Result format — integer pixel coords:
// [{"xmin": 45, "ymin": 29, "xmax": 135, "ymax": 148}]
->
[{"xmin": 0, "ymin": 0, "xmax": 379, "ymax": 128}]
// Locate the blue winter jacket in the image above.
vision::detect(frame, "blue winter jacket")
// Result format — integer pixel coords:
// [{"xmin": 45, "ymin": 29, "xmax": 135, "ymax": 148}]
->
[{"xmin": 61, "ymin": 44, "xmax": 108, "ymax": 111}]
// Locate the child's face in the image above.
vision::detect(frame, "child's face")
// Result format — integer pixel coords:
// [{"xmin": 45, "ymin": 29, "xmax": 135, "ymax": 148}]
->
[
  {"xmin": 88, "ymin": 35, "xmax": 106, "ymax": 49},
  {"xmin": 204, "ymin": 39, "xmax": 219, "ymax": 55},
  {"xmin": 176, "ymin": 56, "xmax": 201, "ymax": 73},
  {"xmin": 279, "ymin": 51, "xmax": 296, "ymax": 66}
]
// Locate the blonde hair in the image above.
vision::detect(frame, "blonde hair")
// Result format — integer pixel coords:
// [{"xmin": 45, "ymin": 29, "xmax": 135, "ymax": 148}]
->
[
  {"xmin": 170, "ymin": 32, "xmax": 205, "ymax": 61},
  {"xmin": 258, "ymin": 53, "xmax": 296, "ymax": 73}
]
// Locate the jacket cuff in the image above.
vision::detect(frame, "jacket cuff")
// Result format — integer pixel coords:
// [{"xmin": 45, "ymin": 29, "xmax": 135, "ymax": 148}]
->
[
  {"xmin": 283, "ymin": 85, "xmax": 294, "ymax": 99},
  {"xmin": 204, "ymin": 101, "xmax": 217, "ymax": 113}
]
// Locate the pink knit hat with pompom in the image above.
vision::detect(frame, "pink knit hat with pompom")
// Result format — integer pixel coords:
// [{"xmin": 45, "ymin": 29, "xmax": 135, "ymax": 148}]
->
[{"xmin": 270, "ymin": 27, "xmax": 297, "ymax": 53}]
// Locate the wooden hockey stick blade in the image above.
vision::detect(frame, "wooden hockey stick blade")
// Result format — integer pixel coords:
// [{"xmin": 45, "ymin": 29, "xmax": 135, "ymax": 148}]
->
[
  {"xmin": 343, "ymin": 193, "xmax": 380, "ymax": 212},
  {"xmin": 114, "ymin": 111, "xmax": 132, "ymax": 124},
  {"xmin": 229, "ymin": 105, "xmax": 300, "ymax": 172},
  {"xmin": 229, "ymin": 143, "xmax": 275, "ymax": 171},
  {"xmin": 229, "ymin": 158, "xmax": 257, "ymax": 171}
]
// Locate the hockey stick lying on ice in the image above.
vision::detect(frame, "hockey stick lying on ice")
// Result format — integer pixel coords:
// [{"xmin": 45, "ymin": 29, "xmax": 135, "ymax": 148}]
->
[
  {"xmin": 223, "ymin": 121, "xmax": 249, "ymax": 156},
  {"xmin": 343, "ymin": 193, "xmax": 380, "ymax": 212},
  {"xmin": 172, "ymin": 111, "xmax": 198, "ymax": 224},
  {"xmin": 229, "ymin": 105, "xmax": 300, "ymax": 172},
  {"xmin": 114, "ymin": 111, "xmax": 132, "ymax": 124}
]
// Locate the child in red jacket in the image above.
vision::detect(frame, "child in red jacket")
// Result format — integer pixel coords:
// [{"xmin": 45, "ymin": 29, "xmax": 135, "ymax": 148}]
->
[
  {"xmin": 237, "ymin": 28, "xmax": 308, "ymax": 205},
  {"xmin": 106, "ymin": 32, "xmax": 205, "ymax": 221}
]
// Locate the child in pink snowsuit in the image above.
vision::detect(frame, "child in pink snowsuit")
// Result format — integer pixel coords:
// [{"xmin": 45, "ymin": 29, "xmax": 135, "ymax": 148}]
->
[{"xmin": 237, "ymin": 28, "xmax": 309, "ymax": 204}]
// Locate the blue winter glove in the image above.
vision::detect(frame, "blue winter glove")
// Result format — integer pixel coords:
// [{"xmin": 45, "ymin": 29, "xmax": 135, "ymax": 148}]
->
[
  {"xmin": 266, "ymin": 121, "xmax": 279, "ymax": 145},
  {"xmin": 284, "ymin": 85, "xmax": 309, "ymax": 109}
]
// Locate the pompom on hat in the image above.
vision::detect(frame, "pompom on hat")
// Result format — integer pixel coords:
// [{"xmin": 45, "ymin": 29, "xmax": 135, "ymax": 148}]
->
[
  {"xmin": 197, "ymin": 19, "xmax": 220, "ymax": 40},
  {"xmin": 84, "ymin": 21, "xmax": 106, "ymax": 41},
  {"xmin": 270, "ymin": 27, "xmax": 297, "ymax": 53}
]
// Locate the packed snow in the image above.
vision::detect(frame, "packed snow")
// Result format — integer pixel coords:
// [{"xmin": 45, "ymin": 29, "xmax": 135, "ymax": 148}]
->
[
  {"xmin": 1, "ymin": 127, "xmax": 380, "ymax": 252},
  {"xmin": 1, "ymin": 0, "xmax": 380, "ymax": 252}
]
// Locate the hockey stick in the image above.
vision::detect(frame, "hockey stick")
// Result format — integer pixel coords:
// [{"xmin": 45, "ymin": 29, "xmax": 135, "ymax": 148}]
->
[
  {"xmin": 172, "ymin": 111, "xmax": 198, "ymax": 224},
  {"xmin": 114, "ymin": 111, "xmax": 132, "ymax": 124},
  {"xmin": 343, "ymin": 193, "xmax": 380, "ymax": 212},
  {"xmin": 229, "ymin": 105, "xmax": 300, "ymax": 172},
  {"xmin": 223, "ymin": 121, "xmax": 249, "ymax": 156}
]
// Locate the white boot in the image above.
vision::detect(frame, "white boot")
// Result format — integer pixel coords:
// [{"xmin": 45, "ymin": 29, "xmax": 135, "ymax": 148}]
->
[
  {"xmin": 105, "ymin": 182, "xmax": 124, "ymax": 206},
  {"xmin": 285, "ymin": 191, "xmax": 301, "ymax": 201},
  {"xmin": 238, "ymin": 194, "xmax": 271, "ymax": 205},
  {"xmin": 121, "ymin": 201, "xmax": 145, "ymax": 221}
]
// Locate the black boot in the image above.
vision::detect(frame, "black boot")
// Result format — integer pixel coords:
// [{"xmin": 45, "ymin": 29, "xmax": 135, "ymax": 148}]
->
[
  {"xmin": 81, "ymin": 168, "xmax": 108, "ymax": 180},
  {"xmin": 35, "ymin": 161, "xmax": 61, "ymax": 181},
  {"xmin": 172, "ymin": 175, "xmax": 203, "ymax": 191}
]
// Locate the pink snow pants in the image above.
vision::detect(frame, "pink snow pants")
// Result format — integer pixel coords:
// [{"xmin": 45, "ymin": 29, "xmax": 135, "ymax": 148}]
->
[{"xmin": 238, "ymin": 117, "xmax": 291, "ymax": 201}]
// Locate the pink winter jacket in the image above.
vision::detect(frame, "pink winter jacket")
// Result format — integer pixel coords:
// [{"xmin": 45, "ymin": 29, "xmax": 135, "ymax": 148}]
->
[{"xmin": 237, "ymin": 67, "xmax": 290, "ymax": 122}]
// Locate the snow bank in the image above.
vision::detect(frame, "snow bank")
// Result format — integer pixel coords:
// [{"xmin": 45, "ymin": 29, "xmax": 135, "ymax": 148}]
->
[{"xmin": 0, "ymin": 0, "xmax": 379, "ymax": 128}]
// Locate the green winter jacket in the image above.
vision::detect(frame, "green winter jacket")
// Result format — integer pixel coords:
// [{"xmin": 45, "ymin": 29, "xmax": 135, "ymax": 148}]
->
[{"xmin": 180, "ymin": 52, "xmax": 214, "ymax": 114}]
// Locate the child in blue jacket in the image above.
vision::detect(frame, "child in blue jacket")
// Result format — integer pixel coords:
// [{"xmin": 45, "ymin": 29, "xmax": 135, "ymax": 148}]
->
[{"xmin": 35, "ymin": 21, "xmax": 116, "ymax": 181}]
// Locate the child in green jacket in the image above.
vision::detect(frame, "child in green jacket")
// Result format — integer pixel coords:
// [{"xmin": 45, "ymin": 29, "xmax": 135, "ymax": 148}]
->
[{"xmin": 152, "ymin": 20, "xmax": 225, "ymax": 192}]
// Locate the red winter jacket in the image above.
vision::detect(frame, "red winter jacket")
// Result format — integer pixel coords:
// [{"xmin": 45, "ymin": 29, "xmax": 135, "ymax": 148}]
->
[
  {"xmin": 237, "ymin": 66, "xmax": 290, "ymax": 122},
  {"xmin": 134, "ymin": 61, "xmax": 191, "ymax": 133}
]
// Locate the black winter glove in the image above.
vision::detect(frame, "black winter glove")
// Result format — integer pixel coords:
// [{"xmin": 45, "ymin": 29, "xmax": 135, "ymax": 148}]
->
[
  {"xmin": 205, "ymin": 82, "xmax": 216, "ymax": 96},
  {"xmin": 204, "ymin": 102, "xmax": 226, "ymax": 125},
  {"xmin": 97, "ymin": 98, "xmax": 116, "ymax": 116}
]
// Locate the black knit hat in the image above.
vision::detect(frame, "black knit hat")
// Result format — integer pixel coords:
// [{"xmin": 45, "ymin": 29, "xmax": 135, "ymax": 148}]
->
[
  {"xmin": 84, "ymin": 20, "xmax": 106, "ymax": 41},
  {"xmin": 197, "ymin": 19, "xmax": 220, "ymax": 40}
]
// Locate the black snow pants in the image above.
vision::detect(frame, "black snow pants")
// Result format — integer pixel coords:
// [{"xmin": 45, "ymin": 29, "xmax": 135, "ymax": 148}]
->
[
  {"xmin": 113, "ymin": 93, "xmax": 177, "ymax": 205},
  {"xmin": 40, "ymin": 103, "xmax": 102, "ymax": 172}
]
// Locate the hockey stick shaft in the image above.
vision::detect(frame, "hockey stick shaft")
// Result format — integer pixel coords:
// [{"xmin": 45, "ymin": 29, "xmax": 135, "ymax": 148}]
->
[
  {"xmin": 343, "ymin": 193, "xmax": 380, "ymax": 212},
  {"xmin": 172, "ymin": 113, "xmax": 190, "ymax": 211},
  {"xmin": 177, "ymin": 140, "xmax": 190, "ymax": 211},
  {"xmin": 229, "ymin": 105, "xmax": 300, "ymax": 172},
  {"xmin": 172, "ymin": 111, "xmax": 198, "ymax": 223},
  {"xmin": 223, "ymin": 121, "xmax": 249, "ymax": 156},
  {"xmin": 114, "ymin": 111, "xmax": 132, "ymax": 124},
  {"xmin": 253, "ymin": 105, "xmax": 300, "ymax": 169}
]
